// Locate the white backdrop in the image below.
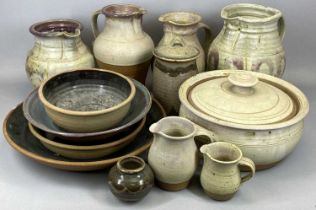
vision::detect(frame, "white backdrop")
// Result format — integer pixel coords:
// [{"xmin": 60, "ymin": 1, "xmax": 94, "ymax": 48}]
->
[{"xmin": 0, "ymin": 0, "xmax": 316, "ymax": 209}]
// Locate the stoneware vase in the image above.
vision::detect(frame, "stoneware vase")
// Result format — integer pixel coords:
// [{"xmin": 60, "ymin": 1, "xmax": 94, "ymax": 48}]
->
[
  {"xmin": 26, "ymin": 19, "xmax": 95, "ymax": 87},
  {"xmin": 108, "ymin": 156, "xmax": 154, "ymax": 202},
  {"xmin": 91, "ymin": 4, "xmax": 154, "ymax": 83},
  {"xmin": 200, "ymin": 142, "xmax": 255, "ymax": 201},
  {"xmin": 152, "ymin": 41, "xmax": 199, "ymax": 114},
  {"xmin": 148, "ymin": 116, "xmax": 213, "ymax": 191},
  {"xmin": 207, "ymin": 3, "xmax": 285, "ymax": 77},
  {"xmin": 158, "ymin": 12, "xmax": 212, "ymax": 72}
]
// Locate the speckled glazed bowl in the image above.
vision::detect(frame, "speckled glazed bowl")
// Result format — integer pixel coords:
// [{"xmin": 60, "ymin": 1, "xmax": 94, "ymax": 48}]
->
[{"xmin": 38, "ymin": 69, "xmax": 136, "ymax": 132}]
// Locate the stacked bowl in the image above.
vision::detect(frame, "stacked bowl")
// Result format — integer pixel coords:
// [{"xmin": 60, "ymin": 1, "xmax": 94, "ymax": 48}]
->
[{"xmin": 23, "ymin": 68, "xmax": 152, "ymax": 160}]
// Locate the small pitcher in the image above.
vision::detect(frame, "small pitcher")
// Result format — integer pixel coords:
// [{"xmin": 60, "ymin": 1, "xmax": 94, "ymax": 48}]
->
[
  {"xmin": 148, "ymin": 116, "xmax": 214, "ymax": 191},
  {"xmin": 200, "ymin": 142, "xmax": 255, "ymax": 201},
  {"xmin": 158, "ymin": 12, "xmax": 212, "ymax": 72}
]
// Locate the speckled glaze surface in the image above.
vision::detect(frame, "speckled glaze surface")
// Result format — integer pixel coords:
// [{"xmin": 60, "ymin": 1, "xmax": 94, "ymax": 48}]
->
[
  {"xmin": 3, "ymin": 100, "xmax": 166, "ymax": 171},
  {"xmin": 200, "ymin": 142, "xmax": 255, "ymax": 201},
  {"xmin": 91, "ymin": 4, "xmax": 154, "ymax": 83},
  {"xmin": 152, "ymin": 44, "xmax": 199, "ymax": 114},
  {"xmin": 23, "ymin": 79, "xmax": 152, "ymax": 143},
  {"xmin": 38, "ymin": 69, "xmax": 136, "ymax": 133},
  {"xmin": 179, "ymin": 70, "xmax": 309, "ymax": 169},
  {"xmin": 158, "ymin": 12, "xmax": 212, "ymax": 72},
  {"xmin": 26, "ymin": 19, "xmax": 95, "ymax": 87},
  {"xmin": 148, "ymin": 116, "xmax": 212, "ymax": 191},
  {"xmin": 108, "ymin": 156, "xmax": 154, "ymax": 202},
  {"xmin": 207, "ymin": 3, "xmax": 285, "ymax": 77}
]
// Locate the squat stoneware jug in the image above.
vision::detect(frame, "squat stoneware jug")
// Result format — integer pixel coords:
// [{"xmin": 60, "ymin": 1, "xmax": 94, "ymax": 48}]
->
[
  {"xmin": 158, "ymin": 12, "xmax": 212, "ymax": 72},
  {"xmin": 200, "ymin": 142, "xmax": 255, "ymax": 201},
  {"xmin": 26, "ymin": 19, "xmax": 95, "ymax": 87},
  {"xmin": 91, "ymin": 4, "xmax": 154, "ymax": 83},
  {"xmin": 152, "ymin": 41, "xmax": 199, "ymax": 114},
  {"xmin": 148, "ymin": 116, "xmax": 213, "ymax": 191},
  {"xmin": 108, "ymin": 156, "xmax": 154, "ymax": 202},
  {"xmin": 207, "ymin": 3, "xmax": 285, "ymax": 77}
]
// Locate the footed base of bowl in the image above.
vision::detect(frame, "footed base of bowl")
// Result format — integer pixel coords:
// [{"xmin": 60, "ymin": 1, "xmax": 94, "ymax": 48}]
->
[
  {"xmin": 204, "ymin": 190, "xmax": 236, "ymax": 201},
  {"xmin": 240, "ymin": 160, "xmax": 282, "ymax": 171},
  {"xmin": 156, "ymin": 179, "xmax": 190, "ymax": 191}
]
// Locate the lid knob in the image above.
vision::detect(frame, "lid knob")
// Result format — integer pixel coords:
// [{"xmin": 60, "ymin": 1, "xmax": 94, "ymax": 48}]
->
[{"xmin": 228, "ymin": 72, "xmax": 259, "ymax": 88}]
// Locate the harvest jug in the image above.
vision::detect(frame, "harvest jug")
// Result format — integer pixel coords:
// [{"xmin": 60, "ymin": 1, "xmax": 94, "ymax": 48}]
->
[
  {"xmin": 91, "ymin": 4, "xmax": 154, "ymax": 83},
  {"xmin": 200, "ymin": 142, "xmax": 255, "ymax": 201},
  {"xmin": 207, "ymin": 3, "xmax": 285, "ymax": 77},
  {"xmin": 148, "ymin": 116, "xmax": 213, "ymax": 191},
  {"xmin": 158, "ymin": 12, "xmax": 212, "ymax": 72},
  {"xmin": 26, "ymin": 19, "xmax": 95, "ymax": 87}
]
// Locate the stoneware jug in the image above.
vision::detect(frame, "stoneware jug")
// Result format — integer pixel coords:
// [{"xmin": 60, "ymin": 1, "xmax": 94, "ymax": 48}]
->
[
  {"xmin": 108, "ymin": 156, "xmax": 154, "ymax": 202},
  {"xmin": 207, "ymin": 3, "xmax": 285, "ymax": 77},
  {"xmin": 152, "ymin": 41, "xmax": 199, "ymax": 114},
  {"xmin": 158, "ymin": 12, "xmax": 212, "ymax": 72},
  {"xmin": 91, "ymin": 4, "xmax": 154, "ymax": 83},
  {"xmin": 148, "ymin": 116, "xmax": 213, "ymax": 191},
  {"xmin": 200, "ymin": 142, "xmax": 255, "ymax": 201},
  {"xmin": 26, "ymin": 19, "xmax": 95, "ymax": 87}
]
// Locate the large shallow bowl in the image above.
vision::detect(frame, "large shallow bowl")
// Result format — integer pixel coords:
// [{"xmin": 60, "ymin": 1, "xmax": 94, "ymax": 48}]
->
[
  {"xmin": 38, "ymin": 68, "xmax": 136, "ymax": 132},
  {"xmin": 28, "ymin": 117, "xmax": 145, "ymax": 160},
  {"xmin": 23, "ymin": 79, "xmax": 152, "ymax": 143},
  {"xmin": 179, "ymin": 70, "xmax": 309, "ymax": 170},
  {"xmin": 3, "ymin": 100, "xmax": 166, "ymax": 171}
]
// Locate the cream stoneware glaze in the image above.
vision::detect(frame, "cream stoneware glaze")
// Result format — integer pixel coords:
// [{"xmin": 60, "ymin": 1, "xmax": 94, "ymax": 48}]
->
[
  {"xmin": 200, "ymin": 142, "xmax": 255, "ymax": 201},
  {"xmin": 207, "ymin": 3, "xmax": 285, "ymax": 77},
  {"xmin": 91, "ymin": 4, "xmax": 154, "ymax": 83},
  {"xmin": 152, "ymin": 42, "xmax": 199, "ymax": 114},
  {"xmin": 148, "ymin": 116, "xmax": 213, "ymax": 191},
  {"xmin": 26, "ymin": 19, "xmax": 95, "ymax": 87},
  {"xmin": 179, "ymin": 70, "xmax": 309, "ymax": 170},
  {"xmin": 158, "ymin": 12, "xmax": 212, "ymax": 72}
]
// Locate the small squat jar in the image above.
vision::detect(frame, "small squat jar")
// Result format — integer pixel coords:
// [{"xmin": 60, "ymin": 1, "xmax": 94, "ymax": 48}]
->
[{"xmin": 108, "ymin": 156, "xmax": 154, "ymax": 202}]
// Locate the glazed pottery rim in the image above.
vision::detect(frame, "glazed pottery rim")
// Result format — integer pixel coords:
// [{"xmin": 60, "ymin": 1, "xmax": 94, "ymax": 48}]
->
[
  {"xmin": 38, "ymin": 68, "xmax": 136, "ymax": 116},
  {"xmin": 22, "ymin": 86, "xmax": 153, "ymax": 139},
  {"xmin": 179, "ymin": 70, "xmax": 309, "ymax": 130},
  {"xmin": 28, "ymin": 116, "xmax": 146, "ymax": 150},
  {"xmin": 159, "ymin": 11, "xmax": 202, "ymax": 26},
  {"xmin": 29, "ymin": 19, "xmax": 83, "ymax": 37},
  {"xmin": 153, "ymin": 46, "xmax": 200, "ymax": 63},
  {"xmin": 102, "ymin": 4, "xmax": 145, "ymax": 17},
  {"xmin": 2, "ymin": 102, "xmax": 167, "ymax": 169},
  {"xmin": 117, "ymin": 156, "xmax": 145, "ymax": 174},
  {"xmin": 200, "ymin": 142, "xmax": 242, "ymax": 165},
  {"xmin": 221, "ymin": 3, "xmax": 282, "ymax": 23}
]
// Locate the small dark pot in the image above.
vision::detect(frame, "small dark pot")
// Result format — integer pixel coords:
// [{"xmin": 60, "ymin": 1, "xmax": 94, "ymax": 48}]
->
[{"xmin": 108, "ymin": 156, "xmax": 154, "ymax": 202}]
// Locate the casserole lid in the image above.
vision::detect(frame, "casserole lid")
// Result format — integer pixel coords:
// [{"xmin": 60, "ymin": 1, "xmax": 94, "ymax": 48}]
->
[{"xmin": 188, "ymin": 71, "xmax": 295, "ymax": 125}]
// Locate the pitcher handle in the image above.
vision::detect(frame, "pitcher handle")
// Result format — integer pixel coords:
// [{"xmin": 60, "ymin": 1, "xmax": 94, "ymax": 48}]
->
[
  {"xmin": 198, "ymin": 22, "xmax": 212, "ymax": 51},
  {"xmin": 238, "ymin": 157, "xmax": 256, "ymax": 184},
  {"xmin": 278, "ymin": 17, "xmax": 285, "ymax": 41},
  {"xmin": 91, "ymin": 9, "xmax": 102, "ymax": 38},
  {"xmin": 194, "ymin": 123, "xmax": 217, "ymax": 148}
]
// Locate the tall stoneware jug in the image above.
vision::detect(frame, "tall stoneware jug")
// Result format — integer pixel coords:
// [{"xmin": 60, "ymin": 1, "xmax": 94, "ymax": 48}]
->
[
  {"xmin": 91, "ymin": 4, "xmax": 154, "ymax": 83},
  {"xmin": 26, "ymin": 19, "xmax": 95, "ymax": 87},
  {"xmin": 207, "ymin": 3, "xmax": 285, "ymax": 77},
  {"xmin": 158, "ymin": 12, "xmax": 212, "ymax": 72},
  {"xmin": 148, "ymin": 116, "xmax": 212, "ymax": 191}
]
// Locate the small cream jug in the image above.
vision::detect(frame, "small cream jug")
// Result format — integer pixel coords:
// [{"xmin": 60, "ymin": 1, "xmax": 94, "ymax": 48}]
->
[
  {"xmin": 158, "ymin": 12, "xmax": 212, "ymax": 72},
  {"xmin": 148, "ymin": 116, "xmax": 213, "ymax": 191},
  {"xmin": 91, "ymin": 4, "xmax": 154, "ymax": 83},
  {"xmin": 200, "ymin": 142, "xmax": 255, "ymax": 201},
  {"xmin": 207, "ymin": 3, "xmax": 285, "ymax": 77}
]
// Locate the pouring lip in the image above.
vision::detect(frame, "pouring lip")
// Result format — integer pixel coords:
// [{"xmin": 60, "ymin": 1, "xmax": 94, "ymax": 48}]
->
[
  {"xmin": 159, "ymin": 11, "xmax": 202, "ymax": 26},
  {"xmin": 29, "ymin": 19, "xmax": 82, "ymax": 38},
  {"xmin": 221, "ymin": 3, "xmax": 282, "ymax": 23},
  {"xmin": 102, "ymin": 4, "xmax": 146, "ymax": 18}
]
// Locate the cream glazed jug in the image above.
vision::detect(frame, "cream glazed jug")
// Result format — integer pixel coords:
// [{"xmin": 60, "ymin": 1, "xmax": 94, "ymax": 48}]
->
[
  {"xmin": 207, "ymin": 3, "xmax": 285, "ymax": 77},
  {"xmin": 26, "ymin": 19, "xmax": 95, "ymax": 87},
  {"xmin": 91, "ymin": 4, "xmax": 154, "ymax": 83},
  {"xmin": 158, "ymin": 12, "xmax": 212, "ymax": 72}
]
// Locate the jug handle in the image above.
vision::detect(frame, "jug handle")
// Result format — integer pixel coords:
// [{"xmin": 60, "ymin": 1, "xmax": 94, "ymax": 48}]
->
[
  {"xmin": 194, "ymin": 124, "xmax": 217, "ymax": 149},
  {"xmin": 198, "ymin": 22, "xmax": 212, "ymax": 52},
  {"xmin": 278, "ymin": 17, "xmax": 285, "ymax": 41},
  {"xmin": 238, "ymin": 157, "xmax": 256, "ymax": 183},
  {"xmin": 91, "ymin": 9, "xmax": 102, "ymax": 38}
]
